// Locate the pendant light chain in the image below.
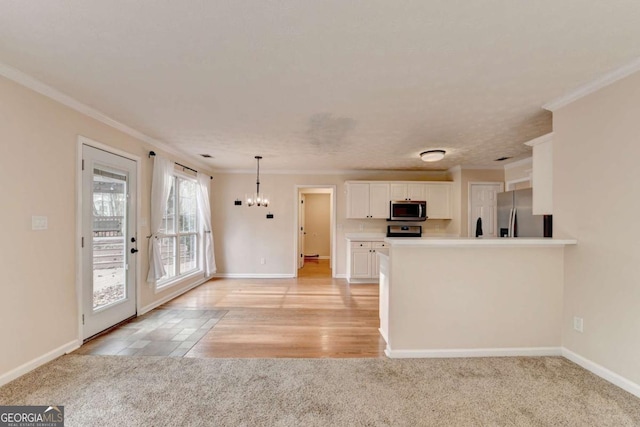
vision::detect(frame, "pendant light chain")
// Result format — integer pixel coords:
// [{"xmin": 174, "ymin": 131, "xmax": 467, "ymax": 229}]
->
[
  {"xmin": 246, "ymin": 155, "xmax": 269, "ymax": 207},
  {"xmin": 256, "ymin": 156, "xmax": 260, "ymax": 196}
]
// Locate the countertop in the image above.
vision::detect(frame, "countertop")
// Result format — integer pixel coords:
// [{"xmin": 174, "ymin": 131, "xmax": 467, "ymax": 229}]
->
[
  {"xmin": 383, "ymin": 236, "xmax": 577, "ymax": 247},
  {"xmin": 345, "ymin": 233, "xmax": 459, "ymax": 241},
  {"xmin": 345, "ymin": 233, "xmax": 386, "ymax": 241}
]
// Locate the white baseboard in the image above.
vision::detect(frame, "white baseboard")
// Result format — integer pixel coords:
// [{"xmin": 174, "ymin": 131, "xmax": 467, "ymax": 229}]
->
[
  {"xmin": 212, "ymin": 273, "xmax": 295, "ymax": 279},
  {"xmin": 347, "ymin": 278, "xmax": 378, "ymax": 284},
  {"xmin": 139, "ymin": 276, "xmax": 210, "ymax": 316},
  {"xmin": 378, "ymin": 328, "xmax": 388, "ymax": 344},
  {"xmin": 562, "ymin": 347, "xmax": 640, "ymax": 398},
  {"xmin": 385, "ymin": 346, "xmax": 562, "ymax": 359},
  {"xmin": 0, "ymin": 340, "xmax": 80, "ymax": 387}
]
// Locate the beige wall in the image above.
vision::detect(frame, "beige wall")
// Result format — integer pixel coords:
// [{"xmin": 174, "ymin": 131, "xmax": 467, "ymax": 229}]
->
[
  {"xmin": 553, "ymin": 71, "xmax": 640, "ymax": 385},
  {"xmin": 304, "ymin": 194, "xmax": 331, "ymax": 257},
  {"xmin": 0, "ymin": 76, "xmax": 214, "ymax": 379},
  {"xmin": 211, "ymin": 171, "xmax": 456, "ymax": 277},
  {"xmin": 388, "ymin": 246, "xmax": 564, "ymax": 350},
  {"xmin": 459, "ymin": 169, "xmax": 505, "ymax": 237}
]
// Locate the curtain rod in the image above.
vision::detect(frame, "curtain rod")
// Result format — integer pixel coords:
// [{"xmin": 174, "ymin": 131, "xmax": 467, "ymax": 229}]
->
[{"xmin": 149, "ymin": 151, "xmax": 212, "ymax": 180}]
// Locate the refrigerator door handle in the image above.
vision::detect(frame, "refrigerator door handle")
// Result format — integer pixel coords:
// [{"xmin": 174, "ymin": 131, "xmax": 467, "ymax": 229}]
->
[{"xmin": 509, "ymin": 208, "xmax": 517, "ymax": 238}]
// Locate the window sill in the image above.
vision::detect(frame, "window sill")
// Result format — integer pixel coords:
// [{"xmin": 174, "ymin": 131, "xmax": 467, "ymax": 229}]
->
[{"xmin": 154, "ymin": 270, "xmax": 204, "ymax": 294}]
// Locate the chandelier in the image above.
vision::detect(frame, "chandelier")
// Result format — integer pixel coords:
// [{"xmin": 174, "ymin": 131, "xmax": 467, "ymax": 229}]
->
[{"xmin": 246, "ymin": 156, "xmax": 269, "ymax": 207}]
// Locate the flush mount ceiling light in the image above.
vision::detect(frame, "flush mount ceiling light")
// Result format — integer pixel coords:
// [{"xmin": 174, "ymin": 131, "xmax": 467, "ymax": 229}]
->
[
  {"xmin": 420, "ymin": 150, "xmax": 446, "ymax": 162},
  {"xmin": 245, "ymin": 156, "xmax": 269, "ymax": 207}
]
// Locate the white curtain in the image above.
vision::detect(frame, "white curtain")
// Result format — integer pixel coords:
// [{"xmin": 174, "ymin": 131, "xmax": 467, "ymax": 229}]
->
[
  {"xmin": 147, "ymin": 155, "xmax": 174, "ymax": 284},
  {"xmin": 197, "ymin": 173, "xmax": 217, "ymax": 276}
]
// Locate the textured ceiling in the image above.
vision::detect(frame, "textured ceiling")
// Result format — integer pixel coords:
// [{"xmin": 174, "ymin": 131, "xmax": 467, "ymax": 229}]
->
[{"xmin": 1, "ymin": 1, "xmax": 640, "ymax": 171}]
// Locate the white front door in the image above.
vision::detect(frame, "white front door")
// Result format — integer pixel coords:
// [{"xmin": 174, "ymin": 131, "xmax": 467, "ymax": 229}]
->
[
  {"xmin": 469, "ymin": 182, "xmax": 503, "ymax": 237},
  {"xmin": 81, "ymin": 145, "xmax": 137, "ymax": 339}
]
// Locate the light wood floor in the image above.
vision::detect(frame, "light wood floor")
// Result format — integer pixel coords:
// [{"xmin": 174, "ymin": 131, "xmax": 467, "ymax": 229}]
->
[{"xmin": 161, "ymin": 260, "xmax": 386, "ymax": 358}]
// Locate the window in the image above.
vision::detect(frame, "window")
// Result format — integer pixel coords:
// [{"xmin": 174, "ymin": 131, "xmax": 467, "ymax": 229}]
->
[{"xmin": 158, "ymin": 173, "xmax": 200, "ymax": 285}]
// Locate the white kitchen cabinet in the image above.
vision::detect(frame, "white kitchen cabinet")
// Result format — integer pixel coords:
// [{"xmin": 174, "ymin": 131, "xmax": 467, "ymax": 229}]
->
[
  {"xmin": 346, "ymin": 240, "xmax": 388, "ymax": 283},
  {"xmin": 346, "ymin": 180, "xmax": 452, "ymax": 220},
  {"xmin": 346, "ymin": 182, "xmax": 390, "ymax": 219},
  {"xmin": 526, "ymin": 133, "xmax": 553, "ymax": 215},
  {"xmin": 425, "ymin": 183, "xmax": 452, "ymax": 219},
  {"xmin": 390, "ymin": 183, "xmax": 427, "ymax": 201},
  {"xmin": 370, "ymin": 241, "xmax": 387, "ymax": 279},
  {"xmin": 349, "ymin": 242, "xmax": 372, "ymax": 278}
]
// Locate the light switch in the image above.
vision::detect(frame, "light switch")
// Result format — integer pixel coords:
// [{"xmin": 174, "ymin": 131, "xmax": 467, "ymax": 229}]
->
[{"xmin": 32, "ymin": 216, "xmax": 48, "ymax": 230}]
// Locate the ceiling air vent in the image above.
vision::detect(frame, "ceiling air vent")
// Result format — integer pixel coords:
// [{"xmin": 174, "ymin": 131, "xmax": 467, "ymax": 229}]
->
[
  {"xmin": 494, "ymin": 156, "xmax": 512, "ymax": 162},
  {"xmin": 200, "ymin": 154, "xmax": 213, "ymax": 158}
]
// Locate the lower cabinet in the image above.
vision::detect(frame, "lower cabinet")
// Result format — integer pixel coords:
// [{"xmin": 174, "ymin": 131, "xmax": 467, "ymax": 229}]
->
[
  {"xmin": 378, "ymin": 252, "xmax": 389, "ymax": 343},
  {"xmin": 347, "ymin": 241, "xmax": 388, "ymax": 283}
]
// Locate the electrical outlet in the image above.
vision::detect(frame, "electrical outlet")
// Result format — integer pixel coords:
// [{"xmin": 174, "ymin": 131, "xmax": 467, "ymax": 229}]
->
[
  {"xmin": 32, "ymin": 216, "xmax": 48, "ymax": 230},
  {"xmin": 260, "ymin": 258, "xmax": 266, "ymax": 265},
  {"xmin": 573, "ymin": 316, "xmax": 584, "ymax": 333}
]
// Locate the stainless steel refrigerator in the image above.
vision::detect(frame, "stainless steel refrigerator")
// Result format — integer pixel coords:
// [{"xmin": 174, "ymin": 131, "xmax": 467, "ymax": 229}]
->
[{"xmin": 497, "ymin": 188, "xmax": 545, "ymax": 237}]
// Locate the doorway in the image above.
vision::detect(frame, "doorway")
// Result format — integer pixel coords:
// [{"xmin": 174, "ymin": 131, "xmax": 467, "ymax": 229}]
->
[
  {"xmin": 468, "ymin": 182, "xmax": 504, "ymax": 237},
  {"xmin": 294, "ymin": 186, "xmax": 336, "ymax": 278},
  {"xmin": 80, "ymin": 143, "xmax": 138, "ymax": 339}
]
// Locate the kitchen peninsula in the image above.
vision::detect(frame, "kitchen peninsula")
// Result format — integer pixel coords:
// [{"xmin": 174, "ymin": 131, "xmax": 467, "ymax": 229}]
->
[{"xmin": 375, "ymin": 236, "xmax": 577, "ymax": 358}]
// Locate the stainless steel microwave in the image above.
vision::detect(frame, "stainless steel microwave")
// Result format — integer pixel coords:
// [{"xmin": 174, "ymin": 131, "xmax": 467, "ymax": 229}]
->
[{"xmin": 389, "ymin": 200, "xmax": 427, "ymax": 221}]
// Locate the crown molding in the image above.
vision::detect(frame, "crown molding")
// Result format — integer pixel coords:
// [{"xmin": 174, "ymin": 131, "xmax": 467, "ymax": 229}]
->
[
  {"xmin": 459, "ymin": 164, "xmax": 504, "ymax": 170},
  {"xmin": 524, "ymin": 132, "xmax": 554, "ymax": 147},
  {"xmin": 503, "ymin": 157, "xmax": 532, "ymax": 170},
  {"xmin": 543, "ymin": 57, "xmax": 640, "ymax": 112},
  {"xmin": 216, "ymin": 168, "xmax": 451, "ymax": 175},
  {"xmin": 219, "ymin": 168, "xmax": 374, "ymax": 175},
  {"xmin": 0, "ymin": 61, "xmax": 213, "ymax": 173}
]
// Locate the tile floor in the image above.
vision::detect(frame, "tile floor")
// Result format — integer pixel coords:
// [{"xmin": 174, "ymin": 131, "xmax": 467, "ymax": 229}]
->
[{"xmin": 74, "ymin": 308, "xmax": 228, "ymax": 357}]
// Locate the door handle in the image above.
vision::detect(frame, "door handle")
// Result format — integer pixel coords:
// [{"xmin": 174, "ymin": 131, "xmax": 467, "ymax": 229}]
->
[{"xmin": 130, "ymin": 248, "xmax": 139, "ymax": 254}]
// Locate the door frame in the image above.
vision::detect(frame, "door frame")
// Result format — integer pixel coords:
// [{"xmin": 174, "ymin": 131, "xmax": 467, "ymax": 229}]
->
[
  {"xmin": 467, "ymin": 181, "xmax": 504, "ymax": 237},
  {"xmin": 75, "ymin": 135, "xmax": 142, "ymax": 343},
  {"xmin": 298, "ymin": 193, "xmax": 306, "ymax": 269},
  {"xmin": 292, "ymin": 185, "xmax": 337, "ymax": 277}
]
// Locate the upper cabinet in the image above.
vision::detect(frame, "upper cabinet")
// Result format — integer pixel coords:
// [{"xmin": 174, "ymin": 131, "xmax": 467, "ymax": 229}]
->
[
  {"xmin": 425, "ymin": 182, "xmax": 452, "ymax": 219},
  {"xmin": 390, "ymin": 183, "xmax": 427, "ymax": 201},
  {"xmin": 346, "ymin": 182, "xmax": 390, "ymax": 219},
  {"xmin": 525, "ymin": 133, "xmax": 553, "ymax": 215},
  {"xmin": 346, "ymin": 181, "xmax": 453, "ymax": 220}
]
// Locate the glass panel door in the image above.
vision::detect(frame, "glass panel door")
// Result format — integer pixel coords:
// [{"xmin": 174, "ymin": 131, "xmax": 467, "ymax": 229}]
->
[
  {"xmin": 82, "ymin": 144, "xmax": 137, "ymax": 339},
  {"xmin": 92, "ymin": 168, "xmax": 127, "ymax": 309}
]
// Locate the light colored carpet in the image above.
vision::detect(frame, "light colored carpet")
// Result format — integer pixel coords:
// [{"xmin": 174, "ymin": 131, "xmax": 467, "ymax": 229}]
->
[{"xmin": 1, "ymin": 355, "xmax": 639, "ymax": 426}]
